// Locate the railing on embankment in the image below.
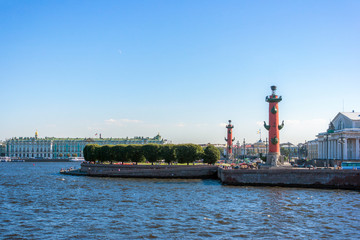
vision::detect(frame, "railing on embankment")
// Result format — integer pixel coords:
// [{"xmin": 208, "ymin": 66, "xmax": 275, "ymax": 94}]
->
[{"xmin": 218, "ymin": 168, "xmax": 360, "ymax": 190}]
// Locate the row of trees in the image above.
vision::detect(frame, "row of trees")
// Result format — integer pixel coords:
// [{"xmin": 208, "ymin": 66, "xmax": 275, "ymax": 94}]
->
[{"xmin": 83, "ymin": 144, "xmax": 220, "ymax": 165}]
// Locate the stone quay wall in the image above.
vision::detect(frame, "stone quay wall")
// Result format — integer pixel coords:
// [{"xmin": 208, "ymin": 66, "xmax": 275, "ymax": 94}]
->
[
  {"xmin": 64, "ymin": 163, "xmax": 360, "ymax": 190},
  {"xmin": 218, "ymin": 168, "xmax": 360, "ymax": 190},
  {"xmin": 80, "ymin": 163, "xmax": 218, "ymax": 179}
]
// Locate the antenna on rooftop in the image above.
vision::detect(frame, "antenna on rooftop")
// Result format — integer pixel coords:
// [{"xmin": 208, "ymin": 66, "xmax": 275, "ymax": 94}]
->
[{"xmin": 342, "ymin": 99, "xmax": 344, "ymax": 112}]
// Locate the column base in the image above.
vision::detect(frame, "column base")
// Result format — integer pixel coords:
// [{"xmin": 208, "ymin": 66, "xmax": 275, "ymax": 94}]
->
[
  {"xmin": 266, "ymin": 152, "xmax": 280, "ymax": 167},
  {"xmin": 226, "ymin": 153, "xmax": 234, "ymax": 160}
]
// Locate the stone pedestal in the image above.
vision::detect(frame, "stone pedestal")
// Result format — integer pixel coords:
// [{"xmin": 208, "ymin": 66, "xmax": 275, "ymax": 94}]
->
[{"xmin": 266, "ymin": 152, "xmax": 280, "ymax": 166}]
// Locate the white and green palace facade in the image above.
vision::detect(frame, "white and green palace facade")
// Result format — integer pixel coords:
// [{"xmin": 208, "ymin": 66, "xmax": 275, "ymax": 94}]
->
[{"xmin": 5, "ymin": 132, "xmax": 167, "ymax": 159}]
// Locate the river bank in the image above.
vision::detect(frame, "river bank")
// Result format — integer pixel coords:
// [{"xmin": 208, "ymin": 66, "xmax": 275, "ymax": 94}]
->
[
  {"xmin": 61, "ymin": 163, "xmax": 360, "ymax": 190},
  {"xmin": 61, "ymin": 163, "xmax": 218, "ymax": 179},
  {"xmin": 218, "ymin": 167, "xmax": 360, "ymax": 190}
]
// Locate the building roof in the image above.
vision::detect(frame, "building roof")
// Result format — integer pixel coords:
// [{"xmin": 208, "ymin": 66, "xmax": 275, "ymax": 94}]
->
[
  {"xmin": 6, "ymin": 135, "xmax": 165, "ymax": 142},
  {"xmin": 340, "ymin": 112, "xmax": 360, "ymax": 121},
  {"xmin": 280, "ymin": 142, "xmax": 297, "ymax": 148}
]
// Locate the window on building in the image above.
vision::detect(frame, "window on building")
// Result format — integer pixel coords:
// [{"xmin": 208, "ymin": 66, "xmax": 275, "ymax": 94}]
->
[{"xmin": 338, "ymin": 120, "xmax": 343, "ymax": 130}]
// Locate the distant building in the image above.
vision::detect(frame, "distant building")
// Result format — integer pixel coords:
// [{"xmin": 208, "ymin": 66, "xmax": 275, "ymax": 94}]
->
[
  {"xmin": 280, "ymin": 142, "xmax": 298, "ymax": 159},
  {"xmin": 233, "ymin": 140, "xmax": 267, "ymax": 157},
  {"xmin": 5, "ymin": 131, "xmax": 168, "ymax": 158},
  {"xmin": 312, "ymin": 112, "xmax": 360, "ymax": 161},
  {"xmin": 0, "ymin": 141, "xmax": 6, "ymax": 156},
  {"xmin": 306, "ymin": 139, "xmax": 318, "ymax": 160}
]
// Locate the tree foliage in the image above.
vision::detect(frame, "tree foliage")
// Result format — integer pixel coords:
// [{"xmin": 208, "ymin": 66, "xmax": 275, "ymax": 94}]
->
[
  {"xmin": 203, "ymin": 145, "xmax": 220, "ymax": 165},
  {"xmin": 84, "ymin": 143, "xmax": 208, "ymax": 165},
  {"xmin": 113, "ymin": 145, "xmax": 128, "ymax": 162},
  {"xmin": 142, "ymin": 144, "xmax": 161, "ymax": 165},
  {"xmin": 84, "ymin": 144, "xmax": 101, "ymax": 163},
  {"xmin": 161, "ymin": 144, "xmax": 176, "ymax": 164},
  {"xmin": 100, "ymin": 145, "xmax": 112, "ymax": 163},
  {"xmin": 126, "ymin": 145, "xmax": 145, "ymax": 164},
  {"xmin": 175, "ymin": 144, "xmax": 204, "ymax": 165}
]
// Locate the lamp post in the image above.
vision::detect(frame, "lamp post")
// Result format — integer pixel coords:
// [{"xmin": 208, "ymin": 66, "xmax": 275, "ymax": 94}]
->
[
  {"xmin": 326, "ymin": 134, "xmax": 329, "ymax": 168},
  {"xmin": 338, "ymin": 136, "xmax": 345, "ymax": 167},
  {"xmin": 243, "ymin": 138, "xmax": 246, "ymax": 159},
  {"xmin": 265, "ymin": 137, "xmax": 268, "ymax": 156},
  {"xmin": 326, "ymin": 122, "xmax": 335, "ymax": 168},
  {"xmin": 297, "ymin": 144, "xmax": 300, "ymax": 159}
]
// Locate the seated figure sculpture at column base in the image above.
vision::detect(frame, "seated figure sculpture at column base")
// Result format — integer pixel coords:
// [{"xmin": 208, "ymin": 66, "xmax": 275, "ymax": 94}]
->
[{"xmin": 266, "ymin": 152, "xmax": 280, "ymax": 166}]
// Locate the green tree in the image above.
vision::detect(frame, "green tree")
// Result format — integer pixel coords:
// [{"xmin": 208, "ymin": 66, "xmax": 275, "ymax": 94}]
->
[
  {"xmin": 72, "ymin": 153, "xmax": 77, "ymax": 157},
  {"xmin": 175, "ymin": 144, "xmax": 203, "ymax": 165},
  {"xmin": 108, "ymin": 145, "xmax": 116, "ymax": 164},
  {"xmin": 83, "ymin": 144, "xmax": 91, "ymax": 161},
  {"xmin": 94, "ymin": 145, "xmax": 102, "ymax": 163},
  {"xmin": 100, "ymin": 145, "xmax": 112, "ymax": 164},
  {"xmin": 113, "ymin": 145, "xmax": 128, "ymax": 163},
  {"xmin": 280, "ymin": 147, "xmax": 290, "ymax": 157},
  {"xmin": 217, "ymin": 147, "xmax": 226, "ymax": 158},
  {"xmin": 126, "ymin": 145, "xmax": 145, "ymax": 164},
  {"xmin": 203, "ymin": 145, "xmax": 220, "ymax": 165},
  {"xmin": 84, "ymin": 144, "xmax": 101, "ymax": 163},
  {"xmin": 142, "ymin": 144, "xmax": 161, "ymax": 165},
  {"xmin": 161, "ymin": 144, "xmax": 176, "ymax": 165}
]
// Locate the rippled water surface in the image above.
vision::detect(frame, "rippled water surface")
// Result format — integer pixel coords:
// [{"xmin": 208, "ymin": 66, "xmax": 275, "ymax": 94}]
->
[{"xmin": 1, "ymin": 162, "xmax": 360, "ymax": 239}]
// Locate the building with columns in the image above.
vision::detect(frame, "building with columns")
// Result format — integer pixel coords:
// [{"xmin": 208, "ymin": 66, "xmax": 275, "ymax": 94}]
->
[
  {"xmin": 306, "ymin": 139, "xmax": 318, "ymax": 160},
  {"xmin": 316, "ymin": 112, "xmax": 360, "ymax": 161},
  {"xmin": 5, "ymin": 131, "xmax": 167, "ymax": 159}
]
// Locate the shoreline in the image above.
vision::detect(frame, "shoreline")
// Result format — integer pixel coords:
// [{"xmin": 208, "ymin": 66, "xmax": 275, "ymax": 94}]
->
[
  {"xmin": 218, "ymin": 167, "xmax": 360, "ymax": 190},
  {"xmin": 60, "ymin": 163, "xmax": 360, "ymax": 190}
]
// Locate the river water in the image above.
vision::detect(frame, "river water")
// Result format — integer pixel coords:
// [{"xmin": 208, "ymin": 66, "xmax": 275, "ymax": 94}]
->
[{"xmin": 0, "ymin": 162, "xmax": 359, "ymax": 239}]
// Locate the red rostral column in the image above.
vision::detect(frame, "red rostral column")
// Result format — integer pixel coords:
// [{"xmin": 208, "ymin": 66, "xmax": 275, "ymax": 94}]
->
[
  {"xmin": 264, "ymin": 86, "xmax": 284, "ymax": 166},
  {"xmin": 224, "ymin": 120, "xmax": 235, "ymax": 157}
]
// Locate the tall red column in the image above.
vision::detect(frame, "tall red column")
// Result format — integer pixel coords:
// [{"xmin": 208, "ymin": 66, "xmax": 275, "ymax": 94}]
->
[
  {"xmin": 264, "ymin": 86, "xmax": 284, "ymax": 166},
  {"xmin": 225, "ymin": 120, "xmax": 235, "ymax": 157}
]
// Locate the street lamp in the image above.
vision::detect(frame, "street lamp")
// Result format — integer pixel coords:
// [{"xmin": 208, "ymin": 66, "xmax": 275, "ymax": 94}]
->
[
  {"xmin": 325, "ymin": 121, "xmax": 335, "ymax": 168},
  {"xmin": 338, "ymin": 136, "xmax": 345, "ymax": 167},
  {"xmin": 243, "ymin": 138, "xmax": 246, "ymax": 159},
  {"xmin": 324, "ymin": 133, "xmax": 329, "ymax": 168},
  {"xmin": 265, "ymin": 137, "xmax": 268, "ymax": 156}
]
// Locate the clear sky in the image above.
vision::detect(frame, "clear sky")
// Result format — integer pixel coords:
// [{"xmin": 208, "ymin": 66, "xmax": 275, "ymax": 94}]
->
[{"xmin": 1, "ymin": 0, "xmax": 359, "ymax": 144}]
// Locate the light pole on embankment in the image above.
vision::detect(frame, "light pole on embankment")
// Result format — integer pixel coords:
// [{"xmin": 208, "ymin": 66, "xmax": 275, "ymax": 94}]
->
[
  {"xmin": 326, "ymin": 121, "xmax": 335, "ymax": 168},
  {"xmin": 325, "ymin": 133, "xmax": 329, "ymax": 168},
  {"xmin": 338, "ymin": 135, "xmax": 345, "ymax": 167},
  {"xmin": 265, "ymin": 138, "xmax": 268, "ymax": 156}
]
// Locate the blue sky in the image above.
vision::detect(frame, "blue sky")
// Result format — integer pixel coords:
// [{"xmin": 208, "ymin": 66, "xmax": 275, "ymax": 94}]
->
[{"xmin": 1, "ymin": 0, "xmax": 359, "ymax": 144}]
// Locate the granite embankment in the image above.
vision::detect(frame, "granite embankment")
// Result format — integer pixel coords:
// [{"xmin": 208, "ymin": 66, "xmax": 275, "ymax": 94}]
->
[
  {"xmin": 63, "ymin": 163, "xmax": 218, "ymax": 179},
  {"xmin": 218, "ymin": 168, "xmax": 360, "ymax": 190},
  {"xmin": 61, "ymin": 163, "xmax": 360, "ymax": 190}
]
